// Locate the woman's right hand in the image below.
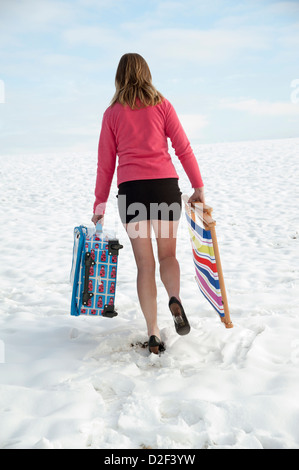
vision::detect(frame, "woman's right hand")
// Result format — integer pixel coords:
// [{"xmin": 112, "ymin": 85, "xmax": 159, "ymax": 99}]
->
[
  {"xmin": 188, "ymin": 187, "xmax": 205, "ymax": 204},
  {"xmin": 91, "ymin": 214, "xmax": 104, "ymax": 226}
]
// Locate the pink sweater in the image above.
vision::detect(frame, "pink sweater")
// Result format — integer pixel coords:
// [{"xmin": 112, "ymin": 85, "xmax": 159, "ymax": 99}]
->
[{"xmin": 94, "ymin": 98, "xmax": 203, "ymax": 215}]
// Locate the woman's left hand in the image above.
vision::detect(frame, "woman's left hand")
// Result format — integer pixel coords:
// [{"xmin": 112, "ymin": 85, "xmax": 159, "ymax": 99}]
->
[{"xmin": 188, "ymin": 187, "xmax": 205, "ymax": 204}]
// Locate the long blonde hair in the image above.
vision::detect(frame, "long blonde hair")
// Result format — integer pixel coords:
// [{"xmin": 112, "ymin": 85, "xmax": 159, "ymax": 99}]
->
[{"xmin": 111, "ymin": 53, "xmax": 164, "ymax": 109}]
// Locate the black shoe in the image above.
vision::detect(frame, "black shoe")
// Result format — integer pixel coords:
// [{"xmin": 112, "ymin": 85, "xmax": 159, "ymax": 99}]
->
[
  {"xmin": 148, "ymin": 335, "xmax": 165, "ymax": 355},
  {"xmin": 169, "ymin": 297, "xmax": 191, "ymax": 336}
]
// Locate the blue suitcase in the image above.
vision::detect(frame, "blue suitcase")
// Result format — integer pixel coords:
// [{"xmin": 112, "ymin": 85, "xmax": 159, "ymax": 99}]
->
[{"xmin": 70, "ymin": 223, "xmax": 123, "ymax": 317}]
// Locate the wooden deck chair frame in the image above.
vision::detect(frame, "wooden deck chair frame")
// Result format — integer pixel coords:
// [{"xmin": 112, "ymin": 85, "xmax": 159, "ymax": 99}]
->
[{"xmin": 183, "ymin": 195, "xmax": 233, "ymax": 329}]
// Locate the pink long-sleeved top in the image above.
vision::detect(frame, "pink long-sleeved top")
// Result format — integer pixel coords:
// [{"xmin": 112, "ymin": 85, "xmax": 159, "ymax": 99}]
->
[{"xmin": 93, "ymin": 98, "xmax": 204, "ymax": 215}]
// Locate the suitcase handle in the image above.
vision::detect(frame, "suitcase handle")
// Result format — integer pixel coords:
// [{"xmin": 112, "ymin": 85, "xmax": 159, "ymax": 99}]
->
[
  {"xmin": 82, "ymin": 252, "xmax": 95, "ymax": 305},
  {"xmin": 95, "ymin": 221, "xmax": 103, "ymax": 236},
  {"xmin": 108, "ymin": 240, "xmax": 123, "ymax": 255},
  {"xmin": 70, "ymin": 226, "xmax": 86, "ymax": 316}
]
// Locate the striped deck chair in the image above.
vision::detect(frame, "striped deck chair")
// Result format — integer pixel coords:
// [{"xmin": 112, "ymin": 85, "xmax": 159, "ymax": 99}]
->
[{"xmin": 183, "ymin": 195, "xmax": 233, "ymax": 328}]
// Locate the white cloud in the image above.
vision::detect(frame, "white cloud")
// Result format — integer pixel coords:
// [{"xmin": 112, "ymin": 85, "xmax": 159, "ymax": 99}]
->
[
  {"xmin": 63, "ymin": 26, "xmax": 118, "ymax": 47},
  {"xmin": 120, "ymin": 26, "xmax": 270, "ymax": 65},
  {"xmin": 266, "ymin": 1, "xmax": 299, "ymax": 16},
  {"xmin": 59, "ymin": 23, "xmax": 273, "ymax": 72},
  {"xmin": 0, "ymin": 79, "xmax": 5, "ymax": 103},
  {"xmin": 219, "ymin": 98, "xmax": 299, "ymax": 116},
  {"xmin": 0, "ymin": 0, "xmax": 76, "ymax": 31},
  {"xmin": 178, "ymin": 114, "xmax": 209, "ymax": 139},
  {"xmin": 1, "ymin": 0, "xmax": 298, "ymax": 151}
]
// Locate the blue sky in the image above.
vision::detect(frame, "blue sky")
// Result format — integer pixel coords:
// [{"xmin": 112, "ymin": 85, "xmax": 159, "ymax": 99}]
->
[{"xmin": 0, "ymin": 0, "xmax": 299, "ymax": 154}]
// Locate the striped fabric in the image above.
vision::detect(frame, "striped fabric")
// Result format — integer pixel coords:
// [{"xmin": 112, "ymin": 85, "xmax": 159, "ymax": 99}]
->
[{"xmin": 185, "ymin": 212, "xmax": 225, "ymax": 318}]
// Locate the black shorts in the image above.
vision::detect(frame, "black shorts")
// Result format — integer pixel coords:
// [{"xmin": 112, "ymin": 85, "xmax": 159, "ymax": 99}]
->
[{"xmin": 117, "ymin": 178, "xmax": 182, "ymax": 224}]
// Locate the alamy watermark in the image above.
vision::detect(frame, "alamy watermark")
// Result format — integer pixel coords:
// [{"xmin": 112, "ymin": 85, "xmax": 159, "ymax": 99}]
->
[
  {"xmin": 290, "ymin": 79, "xmax": 299, "ymax": 104},
  {"xmin": 95, "ymin": 195, "xmax": 205, "ymax": 241},
  {"xmin": 117, "ymin": 195, "xmax": 183, "ymax": 239},
  {"xmin": 0, "ymin": 79, "xmax": 5, "ymax": 103}
]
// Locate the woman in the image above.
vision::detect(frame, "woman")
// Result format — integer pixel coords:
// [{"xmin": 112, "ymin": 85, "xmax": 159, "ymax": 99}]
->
[{"xmin": 92, "ymin": 53, "xmax": 205, "ymax": 354}]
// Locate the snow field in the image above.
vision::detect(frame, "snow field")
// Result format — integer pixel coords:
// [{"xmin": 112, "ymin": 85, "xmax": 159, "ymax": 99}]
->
[{"xmin": 0, "ymin": 137, "xmax": 299, "ymax": 449}]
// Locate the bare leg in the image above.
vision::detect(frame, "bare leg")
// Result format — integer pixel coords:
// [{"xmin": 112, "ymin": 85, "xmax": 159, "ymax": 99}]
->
[
  {"xmin": 125, "ymin": 220, "xmax": 160, "ymax": 338},
  {"xmin": 152, "ymin": 219, "xmax": 181, "ymax": 301},
  {"xmin": 152, "ymin": 218, "xmax": 190, "ymax": 335}
]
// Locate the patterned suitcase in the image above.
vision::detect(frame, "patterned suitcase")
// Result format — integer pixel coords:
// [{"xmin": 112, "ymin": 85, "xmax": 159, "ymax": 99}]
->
[{"xmin": 70, "ymin": 223, "xmax": 123, "ymax": 317}]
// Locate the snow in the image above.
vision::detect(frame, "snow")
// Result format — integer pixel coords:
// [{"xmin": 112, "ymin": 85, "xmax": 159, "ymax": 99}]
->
[{"xmin": 0, "ymin": 137, "xmax": 299, "ymax": 449}]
